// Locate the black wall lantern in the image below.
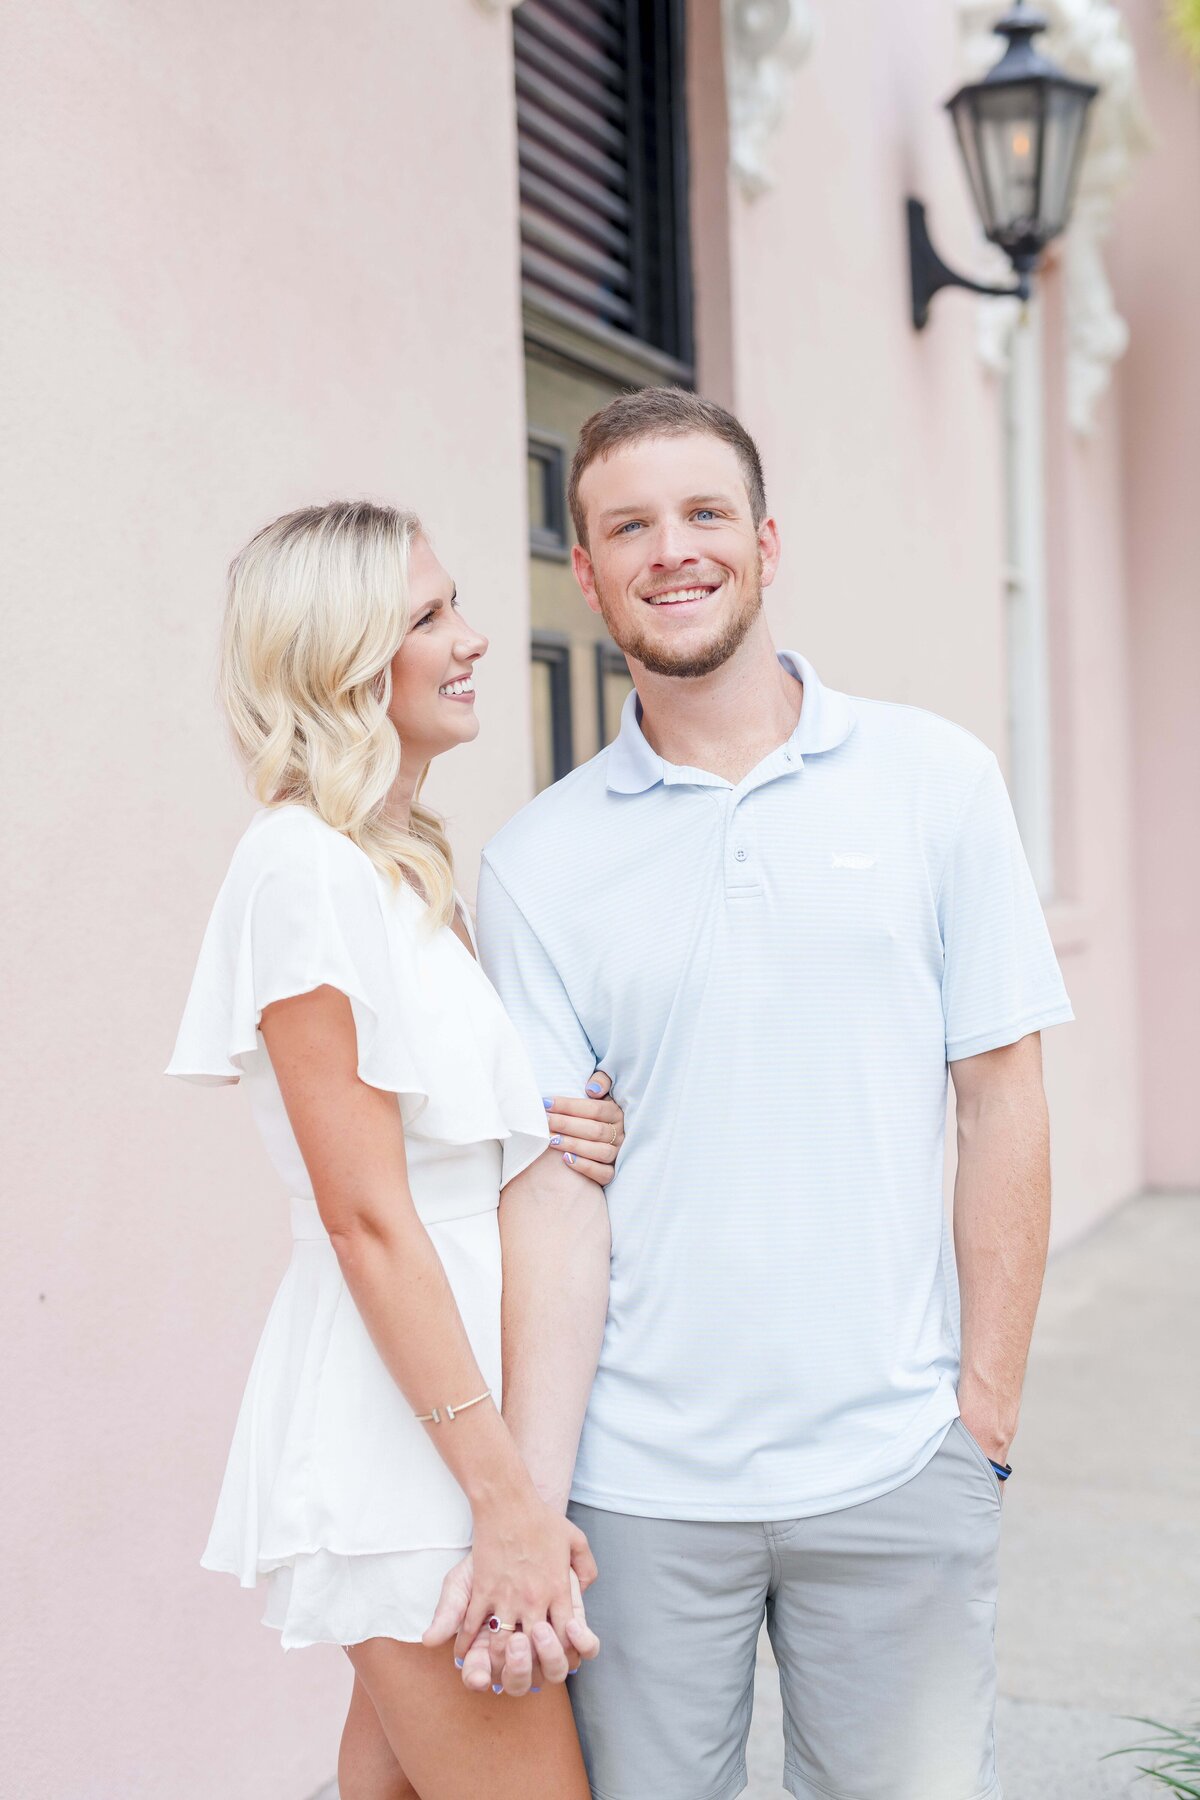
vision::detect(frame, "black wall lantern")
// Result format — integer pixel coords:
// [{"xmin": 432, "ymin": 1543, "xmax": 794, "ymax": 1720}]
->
[{"xmin": 908, "ymin": 2, "xmax": 1099, "ymax": 329}]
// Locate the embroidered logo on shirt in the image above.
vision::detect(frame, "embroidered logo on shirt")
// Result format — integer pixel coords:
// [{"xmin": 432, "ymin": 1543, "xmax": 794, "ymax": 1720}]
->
[{"xmin": 831, "ymin": 852, "xmax": 877, "ymax": 870}]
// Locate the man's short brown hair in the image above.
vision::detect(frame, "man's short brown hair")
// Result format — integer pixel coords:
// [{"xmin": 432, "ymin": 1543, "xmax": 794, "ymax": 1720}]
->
[{"xmin": 567, "ymin": 386, "xmax": 768, "ymax": 550}]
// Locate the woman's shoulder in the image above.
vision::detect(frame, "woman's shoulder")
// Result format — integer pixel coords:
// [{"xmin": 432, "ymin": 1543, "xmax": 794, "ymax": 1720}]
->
[{"xmin": 231, "ymin": 804, "xmax": 379, "ymax": 892}]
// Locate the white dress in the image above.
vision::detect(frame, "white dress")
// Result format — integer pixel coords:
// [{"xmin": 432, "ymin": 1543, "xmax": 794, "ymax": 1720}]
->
[{"xmin": 167, "ymin": 805, "xmax": 549, "ymax": 1649}]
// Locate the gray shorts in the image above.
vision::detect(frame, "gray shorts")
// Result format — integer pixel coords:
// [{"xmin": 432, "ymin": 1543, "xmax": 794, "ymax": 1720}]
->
[{"xmin": 567, "ymin": 1420, "xmax": 1003, "ymax": 1800}]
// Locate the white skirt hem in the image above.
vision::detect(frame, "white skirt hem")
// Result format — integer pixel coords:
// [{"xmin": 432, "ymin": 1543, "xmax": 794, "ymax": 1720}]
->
[{"xmin": 206, "ymin": 1545, "xmax": 473, "ymax": 1652}]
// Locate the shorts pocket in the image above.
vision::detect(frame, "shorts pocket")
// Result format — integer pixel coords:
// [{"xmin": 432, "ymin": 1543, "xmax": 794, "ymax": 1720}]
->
[{"xmin": 952, "ymin": 1418, "xmax": 1004, "ymax": 1498}]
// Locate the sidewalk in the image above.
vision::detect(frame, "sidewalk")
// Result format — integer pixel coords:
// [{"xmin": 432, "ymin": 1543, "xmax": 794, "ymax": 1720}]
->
[{"xmin": 745, "ymin": 1191, "xmax": 1200, "ymax": 1798}]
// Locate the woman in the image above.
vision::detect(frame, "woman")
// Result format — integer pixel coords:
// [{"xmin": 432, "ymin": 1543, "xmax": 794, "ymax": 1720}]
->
[{"xmin": 167, "ymin": 502, "xmax": 623, "ymax": 1799}]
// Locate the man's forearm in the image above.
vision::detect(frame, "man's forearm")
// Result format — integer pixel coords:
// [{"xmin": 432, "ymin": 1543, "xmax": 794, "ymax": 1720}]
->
[
  {"xmin": 952, "ymin": 1041, "xmax": 1052, "ymax": 1461},
  {"xmin": 499, "ymin": 1151, "xmax": 611, "ymax": 1511}
]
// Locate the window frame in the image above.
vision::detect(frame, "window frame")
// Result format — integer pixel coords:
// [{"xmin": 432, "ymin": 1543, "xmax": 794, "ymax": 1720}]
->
[
  {"xmin": 595, "ymin": 641, "xmax": 633, "ymax": 753},
  {"xmin": 528, "ymin": 428, "xmax": 571, "ymax": 562},
  {"xmin": 531, "ymin": 631, "xmax": 575, "ymax": 787}
]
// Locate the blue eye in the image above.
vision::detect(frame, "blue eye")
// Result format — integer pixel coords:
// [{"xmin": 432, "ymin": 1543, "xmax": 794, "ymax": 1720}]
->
[
  {"xmin": 694, "ymin": 509, "xmax": 716, "ymax": 522},
  {"xmin": 617, "ymin": 521, "xmax": 643, "ymax": 535}
]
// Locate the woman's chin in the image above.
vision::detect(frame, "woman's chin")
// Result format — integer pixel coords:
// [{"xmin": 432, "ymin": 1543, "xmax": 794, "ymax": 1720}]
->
[{"xmin": 427, "ymin": 713, "xmax": 481, "ymax": 758}]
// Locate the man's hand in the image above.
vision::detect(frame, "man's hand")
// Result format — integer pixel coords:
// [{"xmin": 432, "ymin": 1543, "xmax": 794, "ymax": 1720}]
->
[
  {"xmin": 957, "ymin": 1398, "xmax": 1013, "ymax": 1467},
  {"xmin": 423, "ymin": 1552, "xmax": 600, "ymax": 1694}
]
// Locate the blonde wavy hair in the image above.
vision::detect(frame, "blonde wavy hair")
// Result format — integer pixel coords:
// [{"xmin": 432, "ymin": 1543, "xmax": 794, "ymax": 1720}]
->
[{"xmin": 219, "ymin": 500, "xmax": 456, "ymax": 924}]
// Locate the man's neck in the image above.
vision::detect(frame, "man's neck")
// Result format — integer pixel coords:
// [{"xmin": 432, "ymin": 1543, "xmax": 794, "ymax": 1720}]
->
[{"xmin": 632, "ymin": 620, "xmax": 802, "ymax": 786}]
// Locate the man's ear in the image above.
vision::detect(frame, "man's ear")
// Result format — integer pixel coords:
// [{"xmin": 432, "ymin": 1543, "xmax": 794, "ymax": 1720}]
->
[
  {"xmin": 758, "ymin": 517, "xmax": 782, "ymax": 591},
  {"xmin": 572, "ymin": 542, "xmax": 603, "ymax": 616}
]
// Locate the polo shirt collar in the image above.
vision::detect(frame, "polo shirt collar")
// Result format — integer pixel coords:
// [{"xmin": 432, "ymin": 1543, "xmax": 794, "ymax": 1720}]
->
[{"xmin": 606, "ymin": 650, "xmax": 857, "ymax": 795}]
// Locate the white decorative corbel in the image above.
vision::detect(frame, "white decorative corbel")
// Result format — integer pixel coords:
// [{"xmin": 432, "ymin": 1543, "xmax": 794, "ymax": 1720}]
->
[
  {"xmin": 722, "ymin": 0, "xmax": 817, "ymax": 198},
  {"xmin": 956, "ymin": 0, "xmax": 1151, "ymax": 434}
]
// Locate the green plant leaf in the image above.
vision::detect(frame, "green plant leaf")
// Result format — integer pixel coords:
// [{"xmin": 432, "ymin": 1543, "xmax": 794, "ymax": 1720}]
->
[
  {"xmin": 1167, "ymin": 0, "xmax": 1200, "ymax": 70},
  {"xmin": 1105, "ymin": 1715, "xmax": 1200, "ymax": 1790}
]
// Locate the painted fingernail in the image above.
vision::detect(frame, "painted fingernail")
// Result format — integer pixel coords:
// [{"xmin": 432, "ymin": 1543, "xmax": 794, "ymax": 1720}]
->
[
  {"xmin": 454, "ymin": 1658, "xmax": 464, "ymax": 1668},
  {"xmin": 550, "ymin": 1135, "xmax": 561, "ymax": 1146},
  {"xmin": 542, "ymin": 1096, "xmax": 554, "ymax": 1109},
  {"xmin": 564, "ymin": 1152, "xmax": 576, "ymax": 1166},
  {"xmin": 530, "ymin": 1687, "xmax": 541, "ymax": 1693},
  {"xmin": 492, "ymin": 1684, "xmax": 503, "ymax": 1694},
  {"xmin": 586, "ymin": 1082, "xmax": 603, "ymax": 1095}
]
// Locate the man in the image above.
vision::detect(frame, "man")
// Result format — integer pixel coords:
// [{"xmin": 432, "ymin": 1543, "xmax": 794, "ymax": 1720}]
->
[{"xmin": 466, "ymin": 388, "xmax": 1071, "ymax": 1799}]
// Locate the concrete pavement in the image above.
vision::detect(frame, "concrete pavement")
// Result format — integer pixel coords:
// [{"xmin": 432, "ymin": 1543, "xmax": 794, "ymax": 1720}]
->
[{"xmin": 744, "ymin": 1191, "xmax": 1200, "ymax": 1798}]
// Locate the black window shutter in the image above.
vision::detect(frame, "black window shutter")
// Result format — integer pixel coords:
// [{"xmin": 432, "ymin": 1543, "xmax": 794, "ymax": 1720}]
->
[{"xmin": 514, "ymin": 0, "xmax": 692, "ymax": 367}]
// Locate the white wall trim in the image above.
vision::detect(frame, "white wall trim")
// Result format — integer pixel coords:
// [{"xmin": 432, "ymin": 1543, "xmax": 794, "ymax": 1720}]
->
[
  {"xmin": 1003, "ymin": 303, "xmax": 1056, "ymax": 897},
  {"xmin": 956, "ymin": 0, "xmax": 1151, "ymax": 435},
  {"xmin": 722, "ymin": 0, "xmax": 817, "ymax": 198}
]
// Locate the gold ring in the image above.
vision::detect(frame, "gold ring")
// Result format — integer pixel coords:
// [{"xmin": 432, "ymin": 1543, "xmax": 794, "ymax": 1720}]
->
[
  {"xmin": 487, "ymin": 1616, "xmax": 517, "ymax": 1633},
  {"xmin": 610, "ymin": 1122, "xmax": 619, "ymax": 1146}
]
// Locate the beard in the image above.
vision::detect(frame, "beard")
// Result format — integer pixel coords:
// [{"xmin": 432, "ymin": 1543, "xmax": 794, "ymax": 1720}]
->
[{"xmin": 596, "ymin": 558, "xmax": 764, "ymax": 679}]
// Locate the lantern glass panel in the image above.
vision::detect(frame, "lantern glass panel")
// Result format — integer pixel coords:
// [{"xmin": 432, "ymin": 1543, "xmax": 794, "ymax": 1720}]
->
[
  {"xmin": 1037, "ymin": 83, "xmax": 1091, "ymax": 236},
  {"xmin": 967, "ymin": 83, "xmax": 1044, "ymax": 247},
  {"xmin": 949, "ymin": 98, "xmax": 991, "ymax": 232}
]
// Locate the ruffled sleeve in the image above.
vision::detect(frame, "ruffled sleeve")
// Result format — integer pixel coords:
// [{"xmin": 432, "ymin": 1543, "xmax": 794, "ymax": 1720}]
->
[{"xmin": 166, "ymin": 807, "xmax": 431, "ymax": 1124}]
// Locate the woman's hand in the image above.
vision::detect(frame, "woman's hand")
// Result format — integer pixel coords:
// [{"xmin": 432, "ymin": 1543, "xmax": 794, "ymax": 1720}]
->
[
  {"xmin": 426, "ymin": 1555, "xmax": 599, "ymax": 1695},
  {"xmin": 448, "ymin": 1488, "xmax": 597, "ymax": 1689},
  {"xmin": 545, "ymin": 1066, "xmax": 625, "ymax": 1185}
]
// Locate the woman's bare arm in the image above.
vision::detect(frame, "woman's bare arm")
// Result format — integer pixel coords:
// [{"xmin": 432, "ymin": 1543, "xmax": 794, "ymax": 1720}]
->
[{"xmin": 260, "ymin": 982, "xmax": 595, "ymax": 1682}]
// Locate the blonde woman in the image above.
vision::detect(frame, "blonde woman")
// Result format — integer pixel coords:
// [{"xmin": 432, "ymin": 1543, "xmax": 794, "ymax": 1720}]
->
[{"xmin": 168, "ymin": 502, "xmax": 622, "ymax": 1799}]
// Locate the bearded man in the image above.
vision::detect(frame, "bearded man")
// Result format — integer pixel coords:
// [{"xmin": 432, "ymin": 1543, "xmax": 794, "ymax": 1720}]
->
[{"xmin": 439, "ymin": 387, "xmax": 1072, "ymax": 1800}]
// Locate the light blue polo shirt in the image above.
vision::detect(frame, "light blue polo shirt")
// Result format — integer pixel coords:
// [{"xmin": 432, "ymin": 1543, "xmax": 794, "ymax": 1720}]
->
[{"xmin": 476, "ymin": 652, "xmax": 1073, "ymax": 1520}]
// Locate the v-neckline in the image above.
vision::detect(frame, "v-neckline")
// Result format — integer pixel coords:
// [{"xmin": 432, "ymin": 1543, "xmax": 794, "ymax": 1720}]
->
[
  {"xmin": 388, "ymin": 870, "xmax": 480, "ymax": 966},
  {"xmin": 448, "ymin": 907, "xmax": 477, "ymax": 963}
]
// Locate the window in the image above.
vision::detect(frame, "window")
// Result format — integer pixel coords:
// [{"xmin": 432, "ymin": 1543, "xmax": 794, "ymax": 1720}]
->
[
  {"xmin": 531, "ymin": 633, "xmax": 574, "ymax": 790},
  {"xmin": 528, "ymin": 429, "xmax": 570, "ymax": 561},
  {"xmin": 595, "ymin": 643, "xmax": 634, "ymax": 750}
]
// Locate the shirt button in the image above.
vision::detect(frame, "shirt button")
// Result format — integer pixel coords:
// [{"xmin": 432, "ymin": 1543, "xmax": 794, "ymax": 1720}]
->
[
  {"xmin": 734, "ymin": 848, "xmax": 748, "ymax": 862},
  {"xmin": 783, "ymin": 749, "xmax": 793, "ymax": 762}
]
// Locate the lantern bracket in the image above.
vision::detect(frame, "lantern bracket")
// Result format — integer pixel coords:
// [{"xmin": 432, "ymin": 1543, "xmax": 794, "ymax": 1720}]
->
[{"xmin": 907, "ymin": 198, "xmax": 1031, "ymax": 331}]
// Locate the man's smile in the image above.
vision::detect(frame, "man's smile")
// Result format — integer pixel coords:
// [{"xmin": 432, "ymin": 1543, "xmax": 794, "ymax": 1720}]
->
[{"xmin": 640, "ymin": 581, "xmax": 721, "ymax": 609}]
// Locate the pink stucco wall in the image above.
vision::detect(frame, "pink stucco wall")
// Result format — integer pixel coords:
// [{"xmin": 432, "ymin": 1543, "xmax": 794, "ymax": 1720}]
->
[
  {"xmin": 692, "ymin": 0, "xmax": 1147, "ymax": 1243},
  {"xmin": 5, "ymin": 3, "xmax": 1193, "ymax": 1796},
  {"xmin": 2, "ymin": 5, "xmax": 530, "ymax": 1795},
  {"xmin": 1110, "ymin": 0, "xmax": 1200, "ymax": 1190}
]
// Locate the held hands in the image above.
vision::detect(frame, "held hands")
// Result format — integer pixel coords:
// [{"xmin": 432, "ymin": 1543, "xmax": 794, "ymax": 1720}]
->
[
  {"xmin": 544, "ymin": 1066, "xmax": 625, "ymax": 1185},
  {"xmin": 419, "ymin": 1065, "xmax": 616, "ymax": 1694},
  {"xmin": 423, "ymin": 1526, "xmax": 600, "ymax": 1696}
]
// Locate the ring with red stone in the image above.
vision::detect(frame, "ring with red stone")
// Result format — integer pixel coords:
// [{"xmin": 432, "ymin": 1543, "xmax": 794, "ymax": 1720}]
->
[{"xmin": 487, "ymin": 1616, "xmax": 516, "ymax": 1633}]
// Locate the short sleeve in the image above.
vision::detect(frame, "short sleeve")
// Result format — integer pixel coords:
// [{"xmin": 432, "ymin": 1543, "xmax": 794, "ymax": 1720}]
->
[
  {"xmin": 166, "ymin": 808, "xmax": 431, "ymax": 1123},
  {"xmin": 939, "ymin": 755, "xmax": 1074, "ymax": 1062},
  {"xmin": 475, "ymin": 855, "xmax": 598, "ymax": 1097}
]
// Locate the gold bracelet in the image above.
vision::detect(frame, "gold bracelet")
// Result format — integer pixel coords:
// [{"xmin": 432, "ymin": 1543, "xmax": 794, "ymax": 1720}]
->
[{"xmin": 415, "ymin": 1388, "xmax": 492, "ymax": 1426}]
